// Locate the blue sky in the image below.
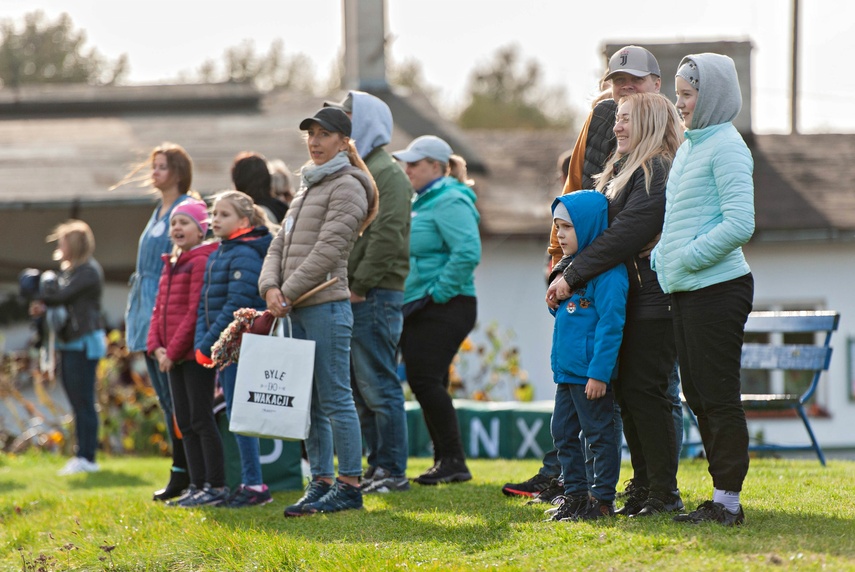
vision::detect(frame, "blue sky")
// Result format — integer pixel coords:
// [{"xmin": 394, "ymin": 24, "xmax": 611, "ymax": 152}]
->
[{"xmin": 6, "ymin": 0, "xmax": 849, "ymax": 133}]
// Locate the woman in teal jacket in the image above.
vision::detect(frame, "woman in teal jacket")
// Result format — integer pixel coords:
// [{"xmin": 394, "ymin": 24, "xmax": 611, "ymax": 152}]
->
[
  {"xmin": 393, "ymin": 136, "xmax": 481, "ymax": 486},
  {"xmin": 651, "ymin": 53, "xmax": 755, "ymax": 526}
]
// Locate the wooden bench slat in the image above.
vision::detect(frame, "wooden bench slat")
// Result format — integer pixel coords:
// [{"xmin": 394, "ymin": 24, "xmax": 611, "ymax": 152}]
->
[{"xmin": 741, "ymin": 344, "xmax": 832, "ymax": 370}]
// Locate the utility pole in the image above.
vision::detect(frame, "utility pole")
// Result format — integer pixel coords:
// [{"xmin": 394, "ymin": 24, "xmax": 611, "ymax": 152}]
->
[{"xmin": 790, "ymin": 0, "xmax": 799, "ymax": 134}]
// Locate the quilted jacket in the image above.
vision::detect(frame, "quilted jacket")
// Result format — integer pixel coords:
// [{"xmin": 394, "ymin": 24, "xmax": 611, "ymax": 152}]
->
[{"xmin": 147, "ymin": 242, "xmax": 217, "ymax": 362}]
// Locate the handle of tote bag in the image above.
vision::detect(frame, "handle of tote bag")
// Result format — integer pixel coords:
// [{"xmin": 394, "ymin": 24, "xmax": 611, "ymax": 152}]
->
[{"xmin": 267, "ymin": 277, "xmax": 340, "ymax": 338}]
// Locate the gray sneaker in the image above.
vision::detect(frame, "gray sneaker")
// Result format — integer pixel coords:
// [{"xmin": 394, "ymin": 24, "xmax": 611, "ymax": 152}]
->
[
  {"xmin": 179, "ymin": 485, "xmax": 230, "ymax": 507},
  {"xmin": 363, "ymin": 468, "xmax": 410, "ymax": 494}
]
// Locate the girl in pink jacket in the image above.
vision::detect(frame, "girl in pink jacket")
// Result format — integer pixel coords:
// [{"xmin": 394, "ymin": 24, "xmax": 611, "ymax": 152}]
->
[{"xmin": 148, "ymin": 199, "xmax": 226, "ymax": 507}]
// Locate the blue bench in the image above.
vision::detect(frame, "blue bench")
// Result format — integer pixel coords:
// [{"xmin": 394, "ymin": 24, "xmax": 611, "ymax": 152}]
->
[{"xmin": 683, "ymin": 310, "xmax": 840, "ymax": 466}]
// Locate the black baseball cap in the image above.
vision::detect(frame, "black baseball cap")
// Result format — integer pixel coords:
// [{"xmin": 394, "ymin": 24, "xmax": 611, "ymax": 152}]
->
[{"xmin": 298, "ymin": 107, "xmax": 352, "ymax": 137}]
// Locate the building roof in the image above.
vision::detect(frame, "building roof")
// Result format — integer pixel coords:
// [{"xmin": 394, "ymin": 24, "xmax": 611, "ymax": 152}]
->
[{"xmin": 1, "ymin": 83, "xmax": 853, "ymax": 282}]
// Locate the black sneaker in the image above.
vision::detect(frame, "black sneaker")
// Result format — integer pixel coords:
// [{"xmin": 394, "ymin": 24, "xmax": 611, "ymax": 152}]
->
[
  {"xmin": 615, "ymin": 478, "xmax": 640, "ymax": 500},
  {"xmin": 572, "ymin": 497, "xmax": 616, "ymax": 521},
  {"xmin": 153, "ymin": 470, "xmax": 191, "ymax": 502},
  {"xmin": 363, "ymin": 467, "xmax": 410, "ymax": 494},
  {"xmin": 414, "ymin": 458, "xmax": 472, "ymax": 485},
  {"xmin": 615, "ymin": 483, "xmax": 649, "ymax": 516},
  {"xmin": 165, "ymin": 485, "xmax": 199, "ymax": 507},
  {"xmin": 284, "ymin": 479, "xmax": 332, "ymax": 517},
  {"xmin": 546, "ymin": 494, "xmax": 589, "ymax": 522},
  {"xmin": 224, "ymin": 484, "xmax": 273, "ymax": 508},
  {"xmin": 673, "ymin": 500, "xmax": 745, "ymax": 526},
  {"xmin": 501, "ymin": 473, "xmax": 553, "ymax": 498},
  {"xmin": 526, "ymin": 479, "xmax": 564, "ymax": 505},
  {"xmin": 302, "ymin": 479, "xmax": 363, "ymax": 514},
  {"xmin": 362, "ymin": 466, "xmax": 377, "ymax": 487},
  {"xmin": 179, "ymin": 485, "xmax": 230, "ymax": 507},
  {"xmin": 632, "ymin": 492, "xmax": 684, "ymax": 517}
]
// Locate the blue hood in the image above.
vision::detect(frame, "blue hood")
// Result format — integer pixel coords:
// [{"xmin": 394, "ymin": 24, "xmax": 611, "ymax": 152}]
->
[
  {"xmin": 350, "ymin": 91, "xmax": 393, "ymax": 158},
  {"xmin": 551, "ymin": 190, "xmax": 609, "ymax": 255}
]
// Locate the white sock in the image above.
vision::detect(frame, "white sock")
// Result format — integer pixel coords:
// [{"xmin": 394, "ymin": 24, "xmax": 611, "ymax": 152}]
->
[{"xmin": 713, "ymin": 489, "xmax": 741, "ymax": 513}]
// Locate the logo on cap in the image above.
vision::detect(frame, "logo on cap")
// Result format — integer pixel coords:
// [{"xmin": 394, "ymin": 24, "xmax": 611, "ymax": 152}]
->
[{"xmin": 620, "ymin": 52, "xmax": 629, "ymax": 66}]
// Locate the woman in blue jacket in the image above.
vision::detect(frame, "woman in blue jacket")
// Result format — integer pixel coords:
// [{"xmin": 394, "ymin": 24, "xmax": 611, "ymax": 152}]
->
[
  {"xmin": 392, "ymin": 136, "xmax": 481, "ymax": 486},
  {"xmin": 117, "ymin": 142, "xmax": 194, "ymax": 500},
  {"xmin": 651, "ymin": 53, "xmax": 755, "ymax": 526}
]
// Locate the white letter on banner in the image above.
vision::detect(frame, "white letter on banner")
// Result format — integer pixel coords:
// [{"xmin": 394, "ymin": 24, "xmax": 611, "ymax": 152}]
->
[
  {"xmin": 259, "ymin": 439, "xmax": 283, "ymax": 465},
  {"xmin": 470, "ymin": 417, "xmax": 500, "ymax": 458},
  {"xmin": 516, "ymin": 418, "xmax": 544, "ymax": 458}
]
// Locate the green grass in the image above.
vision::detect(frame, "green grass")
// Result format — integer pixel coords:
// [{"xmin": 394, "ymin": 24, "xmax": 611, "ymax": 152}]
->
[{"xmin": 1, "ymin": 453, "xmax": 854, "ymax": 571}]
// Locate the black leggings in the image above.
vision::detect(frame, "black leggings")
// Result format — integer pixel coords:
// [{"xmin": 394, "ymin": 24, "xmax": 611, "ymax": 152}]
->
[
  {"xmin": 400, "ymin": 296, "xmax": 476, "ymax": 461},
  {"xmin": 169, "ymin": 360, "xmax": 225, "ymax": 488}
]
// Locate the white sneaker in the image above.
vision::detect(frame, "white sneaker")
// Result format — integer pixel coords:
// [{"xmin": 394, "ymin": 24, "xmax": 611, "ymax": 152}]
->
[{"xmin": 58, "ymin": 457, "xmax": 99, "ymax": 476}]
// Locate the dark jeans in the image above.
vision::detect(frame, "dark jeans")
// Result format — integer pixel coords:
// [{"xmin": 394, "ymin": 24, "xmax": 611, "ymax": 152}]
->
[
  {"xmin": 59, "ymin": 350, "xmax": 99, "ymax": 462},
  {"xmin": 613, "ymin": 318, "xmax": 679, "ymax": 495},
  {"xmin": 672, "ymin": 273, "xmax": 753, "ymax": 492},
  {"xmin": 400, "ymin": 295, "xmax": 476, "ymax": 461},
  {"xmin": 552, "ymin": 383, "xmax": 619, "ymax": 501},
  {"xmin": 170, "ymin": 360, "xmax": 225, "ymax": 488}
]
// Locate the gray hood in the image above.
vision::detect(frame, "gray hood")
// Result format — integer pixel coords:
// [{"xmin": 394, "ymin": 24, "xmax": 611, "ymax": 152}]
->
[
  {"xmin": 350, "ymin": 91, "xmax": 393, "ymax": 158},
  {"xmin": 680, "ymin": 53, "xmax": 742, "ymax": 130}
]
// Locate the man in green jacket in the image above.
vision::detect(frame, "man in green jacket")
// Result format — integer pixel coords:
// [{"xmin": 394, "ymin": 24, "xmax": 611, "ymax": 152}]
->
[{"xmin": 326, "ymin": 91, "xmax": 413, "ymax": 493}]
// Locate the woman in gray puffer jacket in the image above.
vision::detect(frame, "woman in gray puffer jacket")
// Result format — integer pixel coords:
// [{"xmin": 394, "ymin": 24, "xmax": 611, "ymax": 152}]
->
[{"xmin": 259, "ymin": 108, "xmax": 378, "ymax": 517}]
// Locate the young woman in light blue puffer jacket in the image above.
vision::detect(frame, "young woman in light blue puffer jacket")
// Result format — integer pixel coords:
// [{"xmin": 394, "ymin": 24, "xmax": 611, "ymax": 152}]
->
[{"xmin": 651, "ymin": 53, "xmax": 755, "ymax": 527}]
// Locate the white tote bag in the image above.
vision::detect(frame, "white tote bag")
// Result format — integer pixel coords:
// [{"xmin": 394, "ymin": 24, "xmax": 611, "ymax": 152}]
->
[{"xmin": 229, "ymin": 317, "xmax": 315, "ymax": 441}]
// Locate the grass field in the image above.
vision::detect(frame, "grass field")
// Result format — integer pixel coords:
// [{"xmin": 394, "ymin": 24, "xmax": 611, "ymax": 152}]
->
[{"xmin": 1, "ymin": 452, "xmax": 854, "ymax": 571}]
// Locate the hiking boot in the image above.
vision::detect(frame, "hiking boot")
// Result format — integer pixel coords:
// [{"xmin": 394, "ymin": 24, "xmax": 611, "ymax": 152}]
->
[
  {"xmin": 501, "ymin": 473, "xmax": 554, "ymax": 498},
  {"xmin": 546, "ymin": 494, "xmax": 589, "ymax": 522},
  {"xmin": 165, "ymin": 485, "xmax": 199, "ymax": 507},
  {"xmin": 572, "ymin": 497, "xmax": 616, "ymax": 521},
  {"xmin": 526, "ymin": 479, "xmax": 564, "ymax": 505},
  {"xmin": 302, "ymin": 479, "xmax": 363, "ymax": 514},
  {"xmin": 179, "ymin": 485, "xmax": 230, "ymax": 507},
  {"xmin": 284, "ymin": 479, "xmax": 333, "ymax": 517},
  {"xmin": 414, "ymin": 458, "xmax": 472, "ymax": 485},
  {"xmin": 632, "ymin": 491, "xmax": 684, "ymax": 517},
  {"xmin": 363, "ymin": 467, "xmax": 410, "ymax": 494},
  {"xmin": 673, "ymin": 501, "xmax": 745, "ymax": 526},
  {"xmin": 153, "ymin": 470, "xmax": 190, "ymax": 501},
  {"xmin": 224, "ymin": 484, "xmax": 273, "ymax": 508},
  {"xmin": 615, "ymin": 483, "xmax": 649, "ymax": 516}
]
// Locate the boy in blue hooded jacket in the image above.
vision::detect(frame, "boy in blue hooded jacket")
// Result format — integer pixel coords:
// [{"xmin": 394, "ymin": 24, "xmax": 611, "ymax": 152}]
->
[{"xmin": 547, "ymin": 190, "xmax": 628, "ymax": 522}]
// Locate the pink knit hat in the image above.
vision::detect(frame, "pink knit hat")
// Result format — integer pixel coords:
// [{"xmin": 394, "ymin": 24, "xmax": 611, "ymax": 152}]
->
[{"xmin": 170, "ymin": 198, "xmax": 209, "ymax": 234}]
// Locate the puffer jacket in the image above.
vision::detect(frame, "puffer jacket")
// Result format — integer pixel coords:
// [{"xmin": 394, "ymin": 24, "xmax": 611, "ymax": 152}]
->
[
  {"xmin": 42, "ymin": 258, "xmax": 104, "ymax": 343},
  {"xmin": 195, "ymin": 227, "xmax": 272, "ymax": 358},
  {"xmin": 125, "ymin": 194, "xmax": 193, "ymax": 352},
  {"xmin": 404, "ymin": 176, "xmax": 481, "ymax": 305},
  {"xmin": 651, "ymin": 53, "xmax": 754, "ymax": 293},
  {"xmin": 556, "ymin": 157, "xmax": 671, "ymax": 320},
  {"xmin": 259, "ymin": 165, "xmax": 375, "ymax": 306},
  {"xmin": 148, "ymin": 242, "xmax": 217, "ymax": 362}
]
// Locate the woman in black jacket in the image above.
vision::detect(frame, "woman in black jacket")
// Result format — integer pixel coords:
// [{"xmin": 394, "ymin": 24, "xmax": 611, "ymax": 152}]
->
[
  {"xmin": 31, "ymin": 220, "xmax": 106, "ymax": 476},
  {"xmin": 547, "ymin": 93, "xmax": 684, "ymax": 516}
]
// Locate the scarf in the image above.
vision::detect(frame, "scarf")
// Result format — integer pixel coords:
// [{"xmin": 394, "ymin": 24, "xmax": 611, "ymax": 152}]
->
[{"xmin": 300, "ymin": 152, "xmax": 350, "ymax": 189}]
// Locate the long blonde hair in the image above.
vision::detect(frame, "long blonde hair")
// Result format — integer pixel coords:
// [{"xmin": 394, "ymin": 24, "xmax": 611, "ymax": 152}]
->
[
  {"xmin": 595, "ymin": 93, "xmax": 682, "ymax": 198},
  {"xmin": 343, "ymin": 139, "xmax": 379, "ymax": 233}
]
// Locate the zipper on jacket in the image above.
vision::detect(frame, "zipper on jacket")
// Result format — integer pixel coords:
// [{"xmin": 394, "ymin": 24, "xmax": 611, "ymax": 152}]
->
[{"xmin": 632, "ymin": 258, "xmax": 643, "ymax": 288}]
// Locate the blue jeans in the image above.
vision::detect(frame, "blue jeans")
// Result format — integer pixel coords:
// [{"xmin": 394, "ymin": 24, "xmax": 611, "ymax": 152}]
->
[
  {"xmin": 552, "ymin": 383, "xmax": 619, "ymax": 502},
  {"xmin": 291, "ymin": 300, "xmax": 363, "ymax": 478},
  {"xmin": 220, "ymin": 363, "xmax": 263, "ymax": 486},
  {"xmin": 59, "ymin": 350, "xmax": 99, "ymax": 462},
  {"xmin": 540, "ymin": 403, "xmax": 623, "ymax": 483},
  {"xmin": 351, "ymin": 288, "xmax": 408, "ymax": 477}
]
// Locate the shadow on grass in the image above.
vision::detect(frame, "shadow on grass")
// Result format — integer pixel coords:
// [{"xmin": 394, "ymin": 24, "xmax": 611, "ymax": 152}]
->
[
  {"xmin": 66, "ymin": 470, "xmax": 148, "ymax": 490},
  {"xmin": 0, "ymin": 480, "xmax": 24, "ymax": 494}
]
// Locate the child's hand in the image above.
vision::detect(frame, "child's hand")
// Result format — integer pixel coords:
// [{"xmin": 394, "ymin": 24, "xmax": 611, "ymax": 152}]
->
[
  {"xmin": 265, "ymin": 288, "xmax": 292, "ymax": 318},
  {"xmin": 585, "ymin": 378, "xmax": 607, "ymax": 400},
  {"xmin": 154, "ymin": 348, "xmax": 173, "ymax": 372}
]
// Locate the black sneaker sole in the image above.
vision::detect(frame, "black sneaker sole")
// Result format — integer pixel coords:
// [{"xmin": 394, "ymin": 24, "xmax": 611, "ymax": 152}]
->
[{"xmin": 414, "ymin": 472, "xmax": 472, "ymax": 485}]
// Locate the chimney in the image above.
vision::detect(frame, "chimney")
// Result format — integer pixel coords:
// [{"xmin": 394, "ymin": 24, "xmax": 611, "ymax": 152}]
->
[{"xmin": 343, "ymin": 0, "xmax": 389, "ymax": 90}]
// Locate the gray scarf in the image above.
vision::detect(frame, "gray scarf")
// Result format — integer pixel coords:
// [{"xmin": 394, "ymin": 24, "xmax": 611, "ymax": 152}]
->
[{"xmin": 300, "ymin": 152, "xmax": 350, "ymax": 189}]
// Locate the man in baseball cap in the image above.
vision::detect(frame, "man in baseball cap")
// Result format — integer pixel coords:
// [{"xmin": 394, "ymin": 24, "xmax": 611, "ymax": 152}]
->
[{"xmin": 604, "ymin": 45, "xmax": 661, "ymax": 81}]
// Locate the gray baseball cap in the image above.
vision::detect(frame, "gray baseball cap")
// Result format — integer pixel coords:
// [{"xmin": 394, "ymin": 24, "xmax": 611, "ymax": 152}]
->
[
  {"xmin": 392, "ymin": 135, "xmax": 452, "ymax": 164},
  {"xmin": 604, "ymin": 46, "xmax": 661, "ymax": 80}
]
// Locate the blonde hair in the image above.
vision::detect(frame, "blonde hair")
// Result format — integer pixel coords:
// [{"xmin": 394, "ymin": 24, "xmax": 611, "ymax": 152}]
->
[
  {"xmin": 448, "ymin": 154, "xmax": 474, "ymax": 186},
  {"xmin": 343, "ymin": 139, "xmax": 379, "ymax": 233},
  {"xmin": 595, "ymin": 93, "xmax": 682, "ymax": 199},
  {"xmin": 111, "ymin": 142, "xmax": 194, "ymax": 194},
  {"xmin": 48, "ymin": 220, "xmax": 95, "ymax": 269},
  {"xmin": 268, "ymin": 159, "xmax": 294, "ymax": 203},
  {"xmin": 212, "ymin": 190, "xmax": 267, "ymax": 228}
]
